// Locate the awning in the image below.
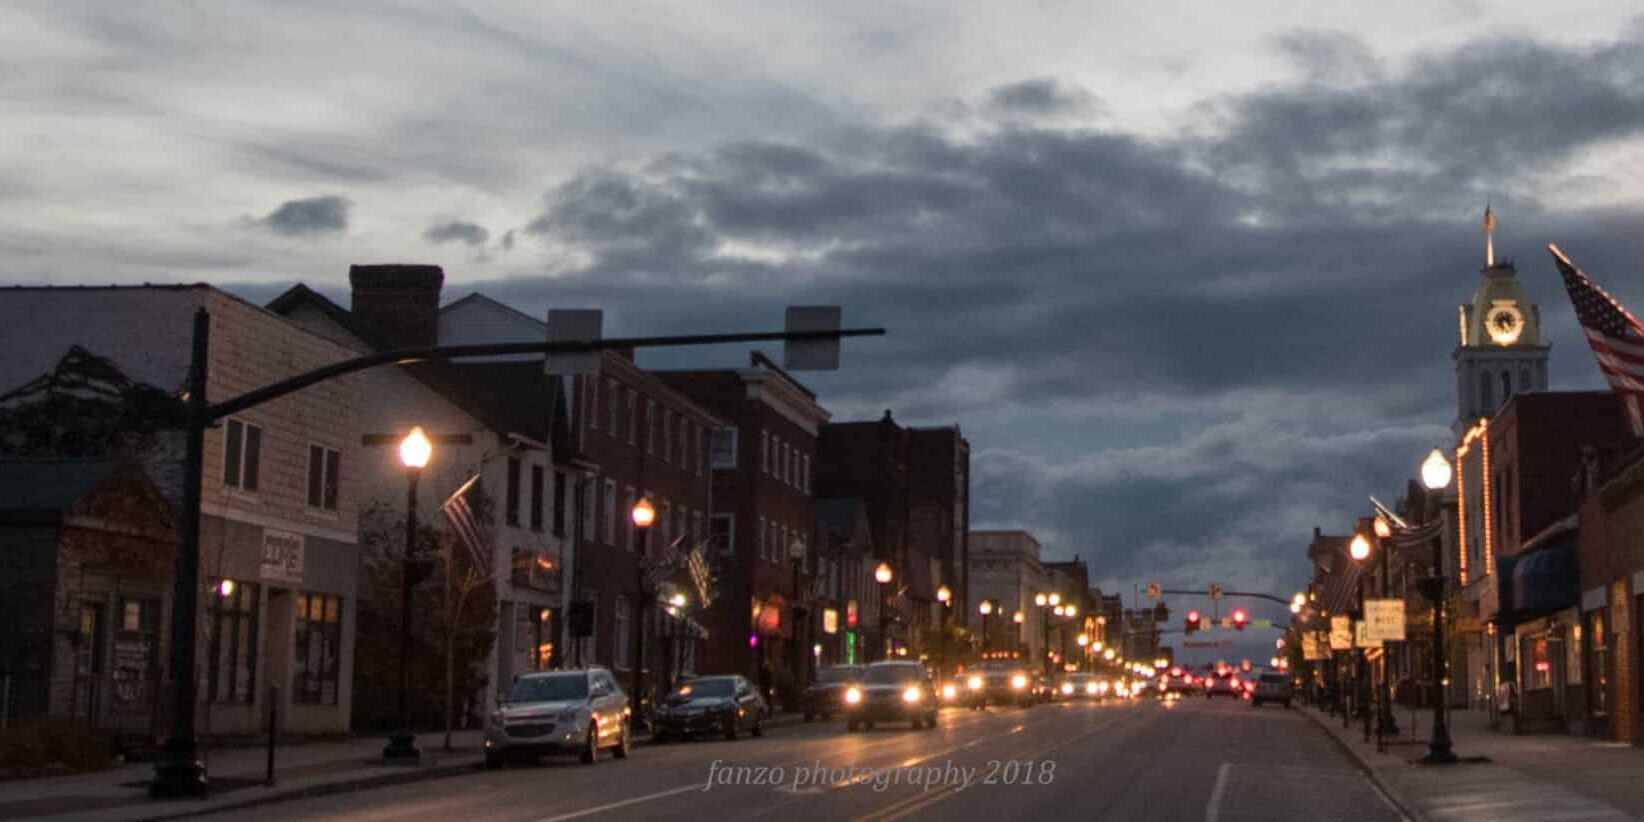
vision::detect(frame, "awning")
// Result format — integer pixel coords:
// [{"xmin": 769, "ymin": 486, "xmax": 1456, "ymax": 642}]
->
[{"xmin": 1497, "ymin": 538, "xmax": 1579, "ymax": 625}]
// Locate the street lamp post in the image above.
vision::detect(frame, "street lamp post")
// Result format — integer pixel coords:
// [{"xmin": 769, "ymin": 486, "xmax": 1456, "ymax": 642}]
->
[
  {"xmin": 1373, "ymin": 516, "xmax": 1399, "ymax": 744},
  {"xmin": 1419, "ymin": 449, "xmax": 1459, "ymax": 764},
  {"xmin": 936, "ymin": 585, "xmax": 952, "ymax": 684},
  {"xmin": 791, "ymin": 539, "xmax": 808, "ymax": 692},
  {"xmin": 384, "ymin": 427, "xmax": 432, "ymax": 763},
  {"xmin": 1012, "ymin": 610, "xmax": 1024, "ymax": 657},
  {"xmin": 874, "ymin": 562, "xmax": 893, "ymax": 661},
  {"xmin": 978, "ymin": 599, "xmax": 996, "ymax": 655},
  {"xmin": 1350, "ymin": 532, "xmax": 1372, "ymax": 743},
  {"xmin": 631, "ymin": 497, "xmax": 656, "ymax": 706}
]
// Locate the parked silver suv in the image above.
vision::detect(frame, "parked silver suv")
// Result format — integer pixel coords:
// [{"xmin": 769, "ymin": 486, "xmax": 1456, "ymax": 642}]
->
[{"xmin": 485, "ymin": 668, "xmax": 631, "ymax": 767}]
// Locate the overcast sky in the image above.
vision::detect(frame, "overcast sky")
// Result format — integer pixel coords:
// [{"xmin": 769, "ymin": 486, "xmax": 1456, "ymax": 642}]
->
[{"xmin": 5, "ymin": 2, "xmax": 1644, "ymax": 662}]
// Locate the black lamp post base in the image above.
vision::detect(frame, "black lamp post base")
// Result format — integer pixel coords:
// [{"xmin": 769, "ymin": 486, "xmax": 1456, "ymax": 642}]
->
[
  {"xmin": 149, "ymin": 740, "xmax": 209, "ymax": 799},
  {"xmin": 1419, "ymin": 747, "xmax": 1459, "ymax": 765},
  {"xmin": 382, "ymin": 731, "xmax": 421, "ymax": 764}
]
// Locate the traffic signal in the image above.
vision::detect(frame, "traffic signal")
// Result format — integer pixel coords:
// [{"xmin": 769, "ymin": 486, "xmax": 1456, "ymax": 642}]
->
[
  {"xmin": 1232, "ymin": 609, "xmax": 1248, "ymax": 631},
  {"xmin": 1185, "ymin": 610, "xmax": 1201, "ymax": 634}
]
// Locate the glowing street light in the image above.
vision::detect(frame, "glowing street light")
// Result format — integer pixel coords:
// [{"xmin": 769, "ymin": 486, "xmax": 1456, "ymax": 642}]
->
[
  {"xmin": 936, "ymin": 585, "xmax": 951, "ymax": 605},
  {"xmin": 874, "ymin": 562, "xmax": 893, "ymax": 585},
  {"xmin": 398, "ymin": 426, "xmax": 432, "ymax": 469},
  {"xmin": 1349, "ymin": 534, "xmax": 1371, "ymax": 562},
  {"xmin": 1421, "ymin": 448, "xmax": 1453, "ymax": 492}
]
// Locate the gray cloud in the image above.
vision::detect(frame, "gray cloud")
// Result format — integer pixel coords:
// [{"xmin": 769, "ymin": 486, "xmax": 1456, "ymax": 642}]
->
[
  {"xmin": 424, "ymin": 220, "xmax": 491, "ymax": 247},
  {"xmin": 985, "ymin": 78, "xmax": 1104, "ymax": 118},
  {"xmin": 255, "ymin": 195, "xmax": 350, "ymax": 237}
]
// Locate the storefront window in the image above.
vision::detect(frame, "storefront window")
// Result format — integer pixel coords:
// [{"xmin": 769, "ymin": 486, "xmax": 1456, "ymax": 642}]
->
[
  {"xmin": 293, "ymin": 593, "xmax": 342, "ymax": 705},
  {"xmin": 1568, "ymin": 623, "xmax": 1582, "ymax": 684},
  {"xmin": 1527, "ymin": 636, "xmax": 1552, "ymax": 690},
  {"xmin": 209, "ymin": 580, "xmax": 260, "ymax": 703}
]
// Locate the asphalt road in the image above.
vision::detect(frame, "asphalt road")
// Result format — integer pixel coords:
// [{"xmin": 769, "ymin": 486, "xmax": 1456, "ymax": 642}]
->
[{"xmin": 198, "ymin": 696, "xmax": 1407, "ymax": 822}]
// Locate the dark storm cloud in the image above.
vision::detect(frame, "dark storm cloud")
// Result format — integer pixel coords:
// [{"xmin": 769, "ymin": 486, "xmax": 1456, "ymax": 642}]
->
[
  {"xmin": 255, "ymin": 195, "xmax": 350, "ymax": 237},
  {"xmin": 424, "ymin": 220, "xmax": 491, "ymax": 247},
  {"xmin": 490, "ymin": 23, "xmax": 1644, "ymax": 599}
]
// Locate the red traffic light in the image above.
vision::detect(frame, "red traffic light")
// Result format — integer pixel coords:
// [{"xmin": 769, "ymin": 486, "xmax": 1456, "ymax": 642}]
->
[
  {"xmin": 1231, "ymin": 609, "xmax": 1248, "ymax": 630},
  {"xmin": 1185, "ymin": 610, "xmax": 1202, "ymax": 634},
  {"xmin": 1187, "ymin": 610, "xmax": 1201, "ymax": 622}
]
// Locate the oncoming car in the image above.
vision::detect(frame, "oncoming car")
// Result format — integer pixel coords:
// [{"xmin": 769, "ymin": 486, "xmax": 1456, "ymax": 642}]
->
[
  {"xmin": 844, "ymin": 661, "xmax": 940, "ymax": 731},
  {"xmin": 1062, "ymin": 672, "xmax": 1101, "ymax": 700},
  {"xmin": 485, "ymin": 668, "xmax": 630, "ymax": 768}
]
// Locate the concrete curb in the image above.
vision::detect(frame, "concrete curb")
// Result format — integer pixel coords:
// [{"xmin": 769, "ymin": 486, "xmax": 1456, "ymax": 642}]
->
[
  {"xmin": 1297, "ymin": 706, "xmax": 1430, "ymax": 822},
  {"xmin": 121, "ymin": 756, "xmax": 480, "ymax": 822},
  {"xmin": 120, "ymin": 759, "xmax": 483, "ymax": 822}
]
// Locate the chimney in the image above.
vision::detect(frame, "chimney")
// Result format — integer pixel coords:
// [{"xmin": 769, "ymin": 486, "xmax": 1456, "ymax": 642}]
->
[{"xmin": 349, "ymin": 264, "xmax": 444, "ymax": 348}]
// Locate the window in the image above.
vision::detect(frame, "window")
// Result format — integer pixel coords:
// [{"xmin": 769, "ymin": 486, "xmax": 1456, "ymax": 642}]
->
[
  {"xmin": 623, "ymin": 486, "xmax": 636, "ymax": 551},
  {"xmin": 692, "ymin": 510, "xmax": 703, "ymax": 544},
  {"xmin": 552, "ymin": 471, "xmax": 567, "ymax": 536},
  {"xmin": 1502, "ymin": 370, "xmax": 1513, "ymax": 402},
  {"xmin": 208, "ymin": 580, "xmax": 259, "ymax": 703},
  {"xmin": 293, "ymin": 593, "xmax": 342, "ymax": 705},
  {"xmin": 762, "ymin": 430, "xmax": 770, "ymax": 474},
  {"xmin": 1520, "ymin": 368, "xmax": 1531, "ymax": 392},
  {"xmin": 306, "ymin": 444, "xmax": 340, "ymax": 511},
  {"xmin": 582, "ymin": 474, "xmax": 598, "ymax": 539},
  {"xmin": 1589, "ymin": 610, "xmax": 1609, "ymax": 714},
  {"xmin": 757, "ymin": 516, "xmax": 767, "ymax": 560},
  {"xmin": 614, "ymin": 596, "xmax": 630, "ymax": 669},
  {"xmin": 711, "ymin": 514, "xmax": 734, "ymax": 557},
  {"xmin": 697, "ymin": 428, "xmax": 707, "ymax": 476},
  {"xmin": 662, "ymin": 410, "xmax": 673, "ymax": 463},
  {"xmin": 627, "ymin": 390, "xmax": 637, "ymax": 445},
  {"xmin": 506, "ymin": 457, "xmax": 522, "ymax": 526},
  {"xmin": 646, "ymin": 401, "xmax": 657, "ymax": 453},
  {"xmin": 223, "ymin": 418, "xmax": 262, "ymax": 491},
  {"xmin": 530, "ymin": 465, "xmax": 545, "ymax": 531},
  {"xmin": 769, "ymin": 519, "xmax": 778, "ymax": 562},
  {"xmin": 711, "ymin": 428, "xmax": 739, "ymax": 470},
  {"xmin": 660, "ymin": 500, "xmax": 672, "ymax": 548},
  {"xmin": 587, "ymin": 376, "xmax": 599, "ymax": 431},
  {"xmin": 1481, "ymin": 369, "xmax": 1493, "ymax": 411},
  {"xmin": 603, "ymin": 480, "xmax": 617, "ymax": 545},
  {"xmin": 1568, "ymin": 623, "xmax": 1583, "ymax": 684},
  {"xmin": 607, "ymin": 379, "xmax": 619, "ymax": 434},
  {"xmin": 679, "ymin": 419, "xmax": 689, "ymax": 466},
  {"xmin": 779, "ymin": 524, "xmax": 788, "ymax": 560},
  {"xmin": 802, "ymin": 454, "xmax": 811, "ymax": 493},
  {"xmin": 676, "ymin": 505, "xmax": 688, "ymax": 546}
]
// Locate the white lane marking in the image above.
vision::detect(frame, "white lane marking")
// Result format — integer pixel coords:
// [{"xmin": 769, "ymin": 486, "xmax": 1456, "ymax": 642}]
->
[
  {"xmin": 1205, "ymin": 762, "xmax": 1230, "ymax": 822},
  {"xmin": 533, "ymin": 783, "xmax": 701, "ymax": 822}
]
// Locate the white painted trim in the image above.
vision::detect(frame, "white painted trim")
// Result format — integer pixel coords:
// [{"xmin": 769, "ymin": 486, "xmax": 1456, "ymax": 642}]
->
[
  {"xmin": 1582, "ymin": 586, "xmax": 1607, "ymax": 612},
  {"xmin": 200, "ymin": 501, "xmax": 358, "ymax": 545},
  {"xmin": 1632, "ymin": 571, "xmax": 1644, "ymax": 597}
]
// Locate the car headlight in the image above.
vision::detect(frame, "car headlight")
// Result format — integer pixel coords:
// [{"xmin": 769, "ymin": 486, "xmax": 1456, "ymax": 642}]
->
[
  {"xmin": 1061, "ymin": 683, "xmax": 1073, "ymax": 695},
  {"xmin": 1011, "ymin": 675, "xmax": 1027, "ymax": 690},
  {"xmin": 844, "ymin": 687, "xmax": 862, "ymax": 705},
  {"xmin": 1086, "ymin": 683, "xmax": 1098, "ymax": 695},
  {"xmin": 967, "ymin": 676, "xmax": 983, "ymax": 690},
  {"xmin": 903, "ymin": 686, "xmax": 923, "ymax": 704},
  {"xmin": 942, "ymin": 683, "xmax": 958, "ymax": 701}
]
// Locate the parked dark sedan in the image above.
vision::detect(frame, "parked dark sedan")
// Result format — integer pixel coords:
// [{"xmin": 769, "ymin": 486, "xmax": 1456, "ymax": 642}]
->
[
  {"xmin": 802, "ymin": 665, "xmax": 865, "ymax": 721},
  {"xmin": 651, "ymin": 675, "xmax": 768, "ymax": 741}
]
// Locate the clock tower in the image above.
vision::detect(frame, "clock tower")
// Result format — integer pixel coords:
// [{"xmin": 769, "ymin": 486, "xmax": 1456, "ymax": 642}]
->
[{"xmin": 1453, "ymin": 207, "xmax": 1550, "ymax": 438}]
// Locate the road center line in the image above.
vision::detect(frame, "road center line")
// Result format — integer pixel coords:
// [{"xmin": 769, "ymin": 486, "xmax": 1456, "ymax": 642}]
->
[
  {"xmin": 1205, "ymin": 762, "xmax": 1231, "ymax": 822},
  {"xmin": 533, "ymin": 784, "xmax": 702, "ymax": 822}
]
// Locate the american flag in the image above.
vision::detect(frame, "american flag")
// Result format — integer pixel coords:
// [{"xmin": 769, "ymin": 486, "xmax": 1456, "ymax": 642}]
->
[
  {"xmin": 440, "ymin": 473, "xmax": 492, "ymax": 576},
  {"xmin": 1550, "ymin": 244, "xmax": 1644, "ymax": 437}
]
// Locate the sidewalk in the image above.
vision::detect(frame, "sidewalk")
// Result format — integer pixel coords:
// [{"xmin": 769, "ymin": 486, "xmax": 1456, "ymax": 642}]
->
[
  {"xmin": 0, "ymin": 713, "xmax": 808, "ymax": 822},
  {"xmin": 1300, "ymin": 703, "xmax": 1644, "ymax": 821},
  {"xmin": 0, "ymin": 730, "xmax": 486, "ymax": 822}
]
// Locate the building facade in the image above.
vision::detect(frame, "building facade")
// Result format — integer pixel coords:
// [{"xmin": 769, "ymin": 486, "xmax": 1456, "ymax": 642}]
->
[
  {"xmin": 0, "ymin": 285, "xmax": 364, "ymax": 735},
  {"xmin": 966, "ymin": 530, "xmax": 1045, "ymax": 662}
]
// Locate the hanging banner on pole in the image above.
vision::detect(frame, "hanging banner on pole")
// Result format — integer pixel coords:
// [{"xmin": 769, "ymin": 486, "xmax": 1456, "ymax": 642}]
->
[{"xmin": 1329, "ymin": 616, "xmax": 1353, "ymax": 651}]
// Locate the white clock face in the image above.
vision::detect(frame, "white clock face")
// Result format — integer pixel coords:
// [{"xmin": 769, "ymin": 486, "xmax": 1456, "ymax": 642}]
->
[{"xmin": 1486, "ymin": 303, "xmax": 1523, "ymax": 345}]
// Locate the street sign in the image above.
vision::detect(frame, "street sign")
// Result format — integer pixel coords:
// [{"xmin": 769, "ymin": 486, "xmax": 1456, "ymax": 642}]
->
[
  {"xmin": 1208, "ymin": 583, "xmax": 1223, "ymax": 600},
  {"xmin": 784, "ymin": 306, "xmax": 842, "ymax": 371},
  {"xmin": 1302, "ymin": 632, "xmax": 1326, "ymax": 661},
  {"xmin": 1146, "ymin": 582, "xmax": 1162, "ymax": 600},
  {"xmin": 1353, "ymin": 620, "xmax": 1383, "ymax": 648},
  {"xmin": 544, "ymin": 309, "xmax": 603, "ymax": 376},
  {"xmin": 1329, "ymin": 616, "xmax": 1352, "ymax": 650},
  {"xmin": 1365, "ymin": 598, "xmax": 1405, "ymax": 642}
]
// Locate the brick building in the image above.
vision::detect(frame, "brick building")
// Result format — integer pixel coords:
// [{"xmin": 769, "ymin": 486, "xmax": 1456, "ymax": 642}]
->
[
  {"xmin": 0, "ymin": 285, "xmax": 364, "ymax": 735},
  {"xmin": 1575, "ymin": 441, "xmax": 1644, "ymax": 745},
  {"xmin": 656, "ymin": 353, "xmax": 829, "ymax": 698}
]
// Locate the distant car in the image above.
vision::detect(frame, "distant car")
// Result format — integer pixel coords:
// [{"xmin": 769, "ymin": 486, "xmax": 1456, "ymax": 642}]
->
[
  {"xmin": 844, "ymin": 661, "xmax": 940, "ymax": 730},
  {"xmin": 485, "ymin": 668, "xmax": 630, "ymax": 768},
  {"xmin": 1034, "ymin": 675, "xmax": 1057, "ymax": 703},
  {"xmin": 802, "ymin": 665, "xmax": 865, "ymax": 721},
  {"xmin": 1251, "ymin": 672, "xmax": 1293, "ymax": 708},
  {"xmin": 652, "ymin": 675, "xmax": 767, "ymax": 742},
  {"xmin": 1204, "ymin": 673, "xmax": 1241, "ymax": 698},
  {"xmin": 1063, "ymin": 673, "xmax": 1101, "ymax": 700},
  {"xmin": 968, "ymin": 661, "xmax": 1034, "ymax": 708}
]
